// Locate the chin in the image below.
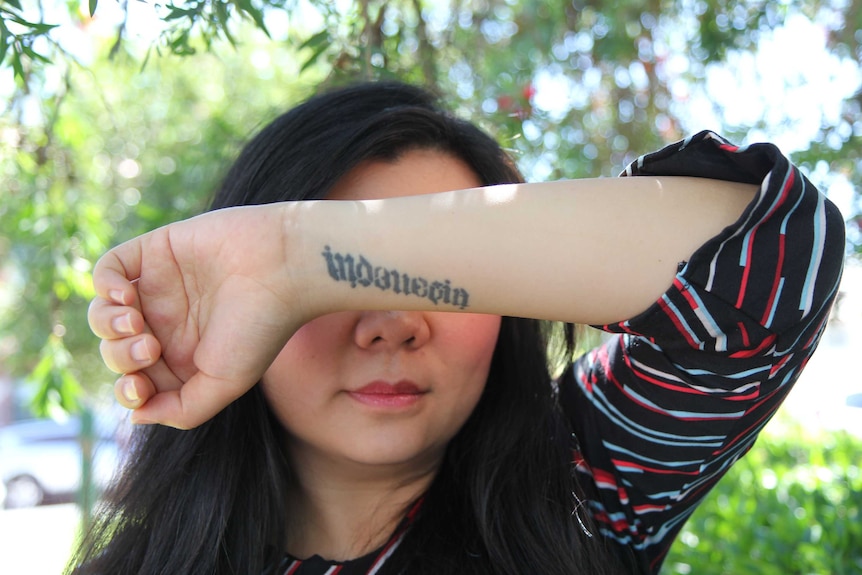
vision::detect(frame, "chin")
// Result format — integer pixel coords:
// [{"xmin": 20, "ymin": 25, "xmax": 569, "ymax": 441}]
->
[{"xmin": 341, "ymin": 439, "xmax": 445, "ymax": 470}]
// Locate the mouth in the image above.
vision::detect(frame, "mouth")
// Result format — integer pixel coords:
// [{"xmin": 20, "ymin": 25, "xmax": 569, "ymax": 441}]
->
[{"xmin": 348, "ymin": 380, "xmax": 426, "ymax": 408}]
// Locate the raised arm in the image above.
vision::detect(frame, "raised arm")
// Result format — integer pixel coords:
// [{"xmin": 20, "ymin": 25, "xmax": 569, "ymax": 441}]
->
[
  {"xmin": 89, "ymin": 176, "xmax": 755, "ymax": 428},
  {"xmin": 295, "ymin": 176, "xmax": 754, "ymax": 323},
  {"xmin": 558, "ymin": 133, "xmax": 845, "ymax": 574}
]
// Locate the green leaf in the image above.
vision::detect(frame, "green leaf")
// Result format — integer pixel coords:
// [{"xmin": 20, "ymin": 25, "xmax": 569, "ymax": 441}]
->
[
  {"xmin": 10, "ymin": 48, "xmax": 24, "ymax": 81},
  {"xmin": 88, "ymin": 0, "xmax": 98, "ymax": 17},
  {"xmin": 299, "ymin": 40, "xmax": 329, "ymax": 74},
  {"xmin": 27, "ymin": 22, "xmax": 59, "ymax": 35},
  {"xmin": 27, "ymin": 336, "xmax": 81, "ymax": 417},
  {"xmin": 164, "ymin": 5, "xmax": 194, "ymax": 21},
  {"xmin": 4, "ymin": 13, "xmax": 59, "ymax": 35},
  {"xmin": 0, "ymin": 34, "xmax": 9, "ymax": 67},
  {"xmin": 234, "ymin": 0, "xmax": 270, "ymax": 38},
  {"xmin": 60, "ymin": 370, "xmax": 82, "ymax": 412},
  {"xmin": 22, "ymin": 44, "xmax": 51, "ymax": 64},
  {"xmin": 214, "ymin": 1, "xmax": 237, "ymax": 47},
  {"xmin": 299, "ymin": 29, "xmax": 330, "ymax": 51},
  {"xmin": 140, "ymin": 43, "xmax": 153, "ymax": 71},
  {"xmin": 168, "ymin": 29, "xmax": 197, "ymax": 55},
  {"xmin": 298, "ymin": 30, "xmax": 331, "ymax": 74}
]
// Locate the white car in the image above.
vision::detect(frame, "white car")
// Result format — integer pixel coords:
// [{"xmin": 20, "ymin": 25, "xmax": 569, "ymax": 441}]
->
[{"xmin": 0, "ymin": 417, "xmax": 122, "ymax": 508}]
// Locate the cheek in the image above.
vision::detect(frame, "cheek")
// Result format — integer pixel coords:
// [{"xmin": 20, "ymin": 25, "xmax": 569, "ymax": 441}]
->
[
  {"xmin": 264, "ymin": 312, "xmax": 357, "ymax": 376},
  {"xmin": 435, "ymin": 313, "xmax": 501, "ymax": 383},
  {"xmin": 451, "ymin": 314, "xmax": 501, "ymax": 359},
  {"xmin": 434, "ymin": 314, "xmax": 501, "ymax": 439},
  {"xmin": 260, "ymin": 314, "xmax": 354, "ymax": 417}
]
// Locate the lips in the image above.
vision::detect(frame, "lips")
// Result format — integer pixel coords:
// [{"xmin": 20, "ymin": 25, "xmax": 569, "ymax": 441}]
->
[
  {"xmin": 348, "ymin": 380, "xmax": 426, "ymax": 408},
  {"xmin": 353, "ymin": 381, "xmax": 423, "ymax": 395}
]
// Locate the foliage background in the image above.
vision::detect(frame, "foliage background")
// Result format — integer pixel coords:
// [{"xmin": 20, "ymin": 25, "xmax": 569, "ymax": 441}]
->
[
  {"xmin": 664, "ymin": 416, "xmax": 862, "ymax": 574},
  {"xmin": 0, "ymin": 0, "xmax": 860, "ymax": 572}
]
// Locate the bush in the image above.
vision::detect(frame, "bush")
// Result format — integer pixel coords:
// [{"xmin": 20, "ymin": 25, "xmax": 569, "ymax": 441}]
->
[{"xmin": 664, "ymin": 417, "xmax": 862, "ymax": 574}]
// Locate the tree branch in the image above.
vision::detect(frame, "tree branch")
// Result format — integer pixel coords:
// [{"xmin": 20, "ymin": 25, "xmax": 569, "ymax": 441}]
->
[{"xmin": 411, "ymin": 0, "xmax": 438, "ymax": 91}]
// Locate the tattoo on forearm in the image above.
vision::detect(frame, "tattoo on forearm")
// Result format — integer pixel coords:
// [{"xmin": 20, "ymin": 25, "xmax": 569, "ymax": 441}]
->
[{"xmin": 322, "ymin": 246, "xmax": 470, "ymax": 309}]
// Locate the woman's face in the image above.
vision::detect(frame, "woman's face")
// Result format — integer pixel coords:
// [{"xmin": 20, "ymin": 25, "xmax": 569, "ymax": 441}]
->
[{"xmin": 261, "ymin": 148, "xmax": 501, "ymax": 475}]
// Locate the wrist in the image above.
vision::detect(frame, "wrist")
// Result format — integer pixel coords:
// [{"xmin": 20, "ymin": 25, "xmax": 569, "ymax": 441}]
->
[{"xmin": 279, "ymin": 199, "xmax": 358, "ymax": 322}]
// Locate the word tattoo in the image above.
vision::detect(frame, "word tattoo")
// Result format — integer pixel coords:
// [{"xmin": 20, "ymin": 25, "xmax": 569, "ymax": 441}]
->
[{"xmin": 322, "ymin": 246, "xmax": 470, "ymax": 309}]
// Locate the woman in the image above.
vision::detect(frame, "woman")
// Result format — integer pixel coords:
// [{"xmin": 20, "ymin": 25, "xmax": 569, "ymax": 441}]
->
[{"xmin": 77, "ymin": 82, "xmax": 844, "ymax": 574}]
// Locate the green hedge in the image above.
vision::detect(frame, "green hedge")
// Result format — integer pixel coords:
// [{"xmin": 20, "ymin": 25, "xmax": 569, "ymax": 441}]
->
[{"xmin": 664, "ymin": 417, "xmax": 862, "ymax": 574}]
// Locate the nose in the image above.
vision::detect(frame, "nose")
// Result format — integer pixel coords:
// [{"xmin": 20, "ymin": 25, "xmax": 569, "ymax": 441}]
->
[{"xmin": 353, "ymin": 311, "xmax": 431, "ymax": 351}]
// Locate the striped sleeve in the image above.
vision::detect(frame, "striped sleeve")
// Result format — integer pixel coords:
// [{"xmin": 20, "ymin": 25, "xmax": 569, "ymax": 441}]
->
[{"xmin": 559, "ymin": 131, "xmax": 846, "ymax": 574}]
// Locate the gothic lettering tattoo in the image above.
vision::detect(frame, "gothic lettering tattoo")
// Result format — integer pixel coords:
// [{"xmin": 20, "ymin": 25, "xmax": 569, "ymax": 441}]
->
[{"xmin": 322, "ymin": 246, "xmax": 470, "ymax": 309}]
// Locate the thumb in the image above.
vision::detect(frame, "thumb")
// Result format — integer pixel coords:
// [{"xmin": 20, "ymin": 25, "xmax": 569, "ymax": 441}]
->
[{"xmin": 129, "ymin": 371, "xmax": 248, "ymax": 429}]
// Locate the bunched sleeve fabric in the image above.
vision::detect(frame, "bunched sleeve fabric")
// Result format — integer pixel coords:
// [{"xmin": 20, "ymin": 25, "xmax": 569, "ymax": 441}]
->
[{"xmin": 559, "ymin": 131, "xmax": 846, "ymax": 574}]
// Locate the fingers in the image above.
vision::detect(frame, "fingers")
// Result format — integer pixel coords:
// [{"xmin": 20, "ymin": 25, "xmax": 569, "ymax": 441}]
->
[
  {"xmin": 126, "ymin": 372, "xmax": 247, "ymax": 429},
  {"xmin": 114, "ymin": 373, "xmax": 157, "ymax": 410},
  {"xmin": 100, "ymin": 334, "xmax": 162, "ymax": 374},
  {"xmin": 92, "ymin": 239, "xmax": 144, "ymax": 305},
  {"xmin": 88, "ymin": 297, "xmax": 145, "ymax": 339},
  {"xmin": 90, "ymin": 293, "xmax": 160, "ymax": 374}
]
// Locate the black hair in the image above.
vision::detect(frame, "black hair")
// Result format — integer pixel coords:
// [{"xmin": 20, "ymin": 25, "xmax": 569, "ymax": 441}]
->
[
  {"xmin": 69, "ymin": 82, "xmax": 626, "ymax": 574},
  {"xmin": 208, "ymin": 82, "xmax": 523, "ymax": 208}
]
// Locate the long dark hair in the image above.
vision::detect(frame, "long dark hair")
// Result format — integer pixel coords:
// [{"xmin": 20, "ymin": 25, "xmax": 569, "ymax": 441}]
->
[{"xmin": 69, "ymin": 82, "xmax": 624, "ymax": 574}]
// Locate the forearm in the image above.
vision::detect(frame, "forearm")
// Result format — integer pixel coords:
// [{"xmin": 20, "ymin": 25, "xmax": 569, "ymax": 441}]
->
[
  {"xmin": 289, "ymin": 176, "xmax": 756, "ymax": 325},
  {"xmin": 89, "ymin": 174, "xmax": 756, "ymax": 428}
]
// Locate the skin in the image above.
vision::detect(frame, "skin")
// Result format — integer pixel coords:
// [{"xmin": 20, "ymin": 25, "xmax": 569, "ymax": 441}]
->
[
  {"xmin": 88, "ymin": 159, "xmax": 756, "ymax": 431},
  {"xmin": 268, "ymin": 152, "xmax": 500, "ymax": 472},
  {"xmin": 260, "ymin": 151, "xmax": 501, "ymax": 558},
  {"xmin": 87, "ymin": 146, "xmax": 756, "ymax": 559}
]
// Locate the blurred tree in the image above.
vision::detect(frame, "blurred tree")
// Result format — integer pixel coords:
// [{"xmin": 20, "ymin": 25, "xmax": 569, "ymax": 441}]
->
[
  {"xmin": 1, "ymin": 24, "xmax": 327, "ymax": 409},
  {"xmin": 664, "ymin": 418, "xmax": 862, "ymax": 574},
  {"xmin": 0, "ymin": 0, "xmax": 858, "ymax": 534}
]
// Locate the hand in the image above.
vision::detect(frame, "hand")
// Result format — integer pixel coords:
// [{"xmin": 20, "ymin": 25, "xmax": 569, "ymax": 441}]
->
[{"xmin": 88, "ymin": 205, "xmax": 305, "ymax": 429}]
